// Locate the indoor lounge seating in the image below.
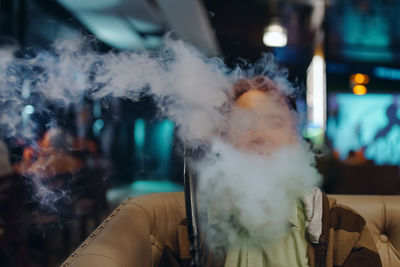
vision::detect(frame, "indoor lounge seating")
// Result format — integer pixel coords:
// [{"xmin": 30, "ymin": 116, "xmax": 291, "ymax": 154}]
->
[{"xmin": 62, "ymin": 192, "xmax": 400, "ymax": 267}]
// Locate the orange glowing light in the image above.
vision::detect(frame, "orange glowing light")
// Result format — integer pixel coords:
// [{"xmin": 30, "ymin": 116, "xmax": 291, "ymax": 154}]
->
[
  {"xmin": 22, "ymin": 147, "xmax": 35, "ymax": 165},
  {"xmin": 38, "ymin": 131, "xmax": 51, "ymax": 149},
  {"xmin": 351, "ymin": 73, "xmax": 370, "ymax": 84},
  {"xmin": 353, "ymin": 85, "xmax": 367, "ymax": 95}
]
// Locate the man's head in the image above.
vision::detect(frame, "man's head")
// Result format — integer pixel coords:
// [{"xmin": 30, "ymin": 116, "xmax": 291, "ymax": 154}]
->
[
  {"xmin": 227, "ymin": 76, "xmax": 298, "ymax": 155},
  {"xmin": 197, "ymin": 77, "xmax": 321, "ymax": 250}
]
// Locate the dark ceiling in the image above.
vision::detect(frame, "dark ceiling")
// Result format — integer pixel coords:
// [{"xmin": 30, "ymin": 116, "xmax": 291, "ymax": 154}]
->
[
  {"xmin": 326, "ymin": 0, "xmax": 400, "ymax": 65},
  {"xmin": 203, "ymin": 0, "xmax": 316, "ymax": 76},
  {"xmin": 1, "ymin": 0, "xmax": 400, "ymax": 90},
  {"xmin": 324, "ymin": 0, "xmax": 400, "ymax": 92},
  {"xmin": 204, "ymin": 0, "xmax": 400, "ymax": 86}
]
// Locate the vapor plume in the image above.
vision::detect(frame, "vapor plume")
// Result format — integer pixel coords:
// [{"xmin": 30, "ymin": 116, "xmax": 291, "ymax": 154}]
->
[
  {"xmin": 196, "ymin": 140, "xmax": 320, "ymax": 251},
  {"xmin": 0, "ymin": 36, "xmax": 320, "ymax": 247}
]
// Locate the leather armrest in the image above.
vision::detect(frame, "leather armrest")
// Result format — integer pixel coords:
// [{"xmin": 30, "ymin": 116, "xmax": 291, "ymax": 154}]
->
[
  {"xmin": 64, "ymin": 193, "xmax": 400, "ymax": 267},
  {"xmin": 62, "ymin": 192, "xmax": 185, "ymax": 267},
  {"xmin": 62, "ymin": 198, "xmax": 153, "ymax": 267}
]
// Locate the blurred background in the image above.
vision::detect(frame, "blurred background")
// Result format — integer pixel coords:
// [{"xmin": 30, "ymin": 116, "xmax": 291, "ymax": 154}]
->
[{"xmin": 0, "ymin": 0, "xmax": 399, "ymax": 266}]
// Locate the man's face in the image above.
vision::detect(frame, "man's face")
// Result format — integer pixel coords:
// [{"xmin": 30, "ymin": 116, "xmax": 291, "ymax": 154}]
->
[{"xmin": 227, "ymin": 89, "xmax": 298, "ymax": 155}]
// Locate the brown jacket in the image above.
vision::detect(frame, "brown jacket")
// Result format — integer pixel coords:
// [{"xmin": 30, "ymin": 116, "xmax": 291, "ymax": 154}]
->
[
  {"xmin": 307, "ymin": 193, "xmax": 381, "ymax": 267},
  {"xmin": 161, "ymin": 193, "xmax": 382, "ymax": 267}
]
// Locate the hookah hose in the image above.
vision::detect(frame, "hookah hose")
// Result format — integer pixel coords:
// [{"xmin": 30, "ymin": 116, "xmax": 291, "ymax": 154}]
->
[{"xmin": 183, "ymin": 147, "xmax": 201, "ymax": 267}]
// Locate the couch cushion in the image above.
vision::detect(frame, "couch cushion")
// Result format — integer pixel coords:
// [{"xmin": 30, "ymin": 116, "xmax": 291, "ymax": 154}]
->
[{"xmin": 331, "ymin": 195, "xmax": 400, "ymax": 267}]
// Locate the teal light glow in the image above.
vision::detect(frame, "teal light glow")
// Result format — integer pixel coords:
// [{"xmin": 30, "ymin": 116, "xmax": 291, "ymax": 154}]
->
[
  {"xmin": 131, "ymin": 180, "xmax": 183, "ymax": 194},
  {"xmin": 153, "ymin": 120, "xmax": 175, "ymax": 159},
  {"xmin": 106, "ymin": 180, "xmax": 183, "ymax": 205},
  {"xmin": 340, "ymin": 2, "xmax": 392, "ymax": 62},
  {"xmin": 134, "ymin": 119, "xmax": 146, "ymax": 149},
  {"xmin": 93, "ymin": 119, "xmax": 104, "ymax": 136},
  {"xmin": 342, "ymin": 49, "xmax": 393, "ymax": 63},
  {"xmin": 127, "ymin": 18, "xmax": 162, "ymax": 33},
  {"xmin": 342, "ymin": 2, "xmax": 390, "ymax": 47},
  {"xmin": 93, "ymin": 101, "xmax": 102, "ymax": 118},
  {"xmin": 57, "ymin": 0, "xmax": 120, "ymax": 11},
  {"xmin": 75, "ymin": 12, "xmax": 144, "ymax": 50},
  {"xmin": 327, "ymin": 94, "xmax": 400, "ymax": 165},
  {"xmin": 143, "ymin": 36, "xmax": 163, "ymax": 49},
  {"xmin": 148, "ymin": 119, "xmax": 175, "ymax": 178},
  {"xmin": 23, "ymin": 105, "xmax": 35, "ymax": 115},
  {"xmin": 21, "ymin": 80, "xmax": 31, "ymax": 99},
  {"xmin": 374, "ymin": 67, "xmax": 400, "ymax": 81}
]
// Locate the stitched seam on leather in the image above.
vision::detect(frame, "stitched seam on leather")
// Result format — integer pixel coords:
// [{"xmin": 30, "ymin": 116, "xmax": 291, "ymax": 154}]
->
[
  {"xmin": 125, "ymin": 202, "xmax": 151, "ymax": 224},
  {"xmin": 62, "ymin": 200, "xmax": 152, "ymax": 266},
  {"xmin": 61, "ymin": 203, "xmax": 123, "ymax": 266},
  {"xmin": 124, "ymin": 202, "xmax": 152, "ymax": 229}
]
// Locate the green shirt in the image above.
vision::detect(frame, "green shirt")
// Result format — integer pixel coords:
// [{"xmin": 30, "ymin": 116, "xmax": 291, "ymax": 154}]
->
[{"xmin": 224, "ymin": 201, "xmax": 309, "ymax": 267}]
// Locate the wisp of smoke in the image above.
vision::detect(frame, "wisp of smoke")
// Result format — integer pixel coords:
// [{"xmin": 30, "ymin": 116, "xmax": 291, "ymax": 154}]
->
[
  {"xmin": 0, "ymin": 36, "xmax": 294, "ymax": 145},
  {"xmin": 0, "ymin": 35, "xmax": 320, "ymax": 247},
  {"xmin": 0, "ymin": 37, "xmax": 235, "ymax": 209}
]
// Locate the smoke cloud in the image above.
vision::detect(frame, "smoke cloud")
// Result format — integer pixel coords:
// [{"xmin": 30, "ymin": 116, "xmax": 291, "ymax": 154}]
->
[
  {"xmin": 196, "ymin": 140, "xmax": 320, "ymax": 250},
  {"xmin": 0, "ymin": 36, "xmax": 296, "ymax": 144},
  {"xmin": 0, "ymin": 36, "xmax": 320, "ymax": 247}
]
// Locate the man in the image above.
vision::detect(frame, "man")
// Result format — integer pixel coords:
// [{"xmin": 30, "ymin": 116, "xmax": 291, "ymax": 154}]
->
[{"xmin": 164, "ymin": 76, "xmax": 381, "ymax": 267}]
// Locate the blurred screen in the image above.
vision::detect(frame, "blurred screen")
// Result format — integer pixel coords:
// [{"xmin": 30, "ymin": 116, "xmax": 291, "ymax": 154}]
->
[{"xmin": 327, "ymin": 93, "xmax": 400, "ymax": 165}]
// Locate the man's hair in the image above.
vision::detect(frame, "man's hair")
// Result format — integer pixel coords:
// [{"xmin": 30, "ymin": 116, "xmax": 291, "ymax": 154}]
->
[{"xmin": 232, "ymin": 76, "xmax": 297, "ymax": 111}]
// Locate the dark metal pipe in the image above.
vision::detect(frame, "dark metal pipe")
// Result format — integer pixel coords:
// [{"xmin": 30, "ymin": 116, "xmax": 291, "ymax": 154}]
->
[{"xmin": 183, "ymin": 146, "xmax": 201, "ymax": 267}]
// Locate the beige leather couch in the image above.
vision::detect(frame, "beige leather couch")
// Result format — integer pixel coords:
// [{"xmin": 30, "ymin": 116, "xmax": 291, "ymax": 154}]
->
[{"xmin": 61, "ymin": 192, "xmax": 400, "ymax": 267}]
